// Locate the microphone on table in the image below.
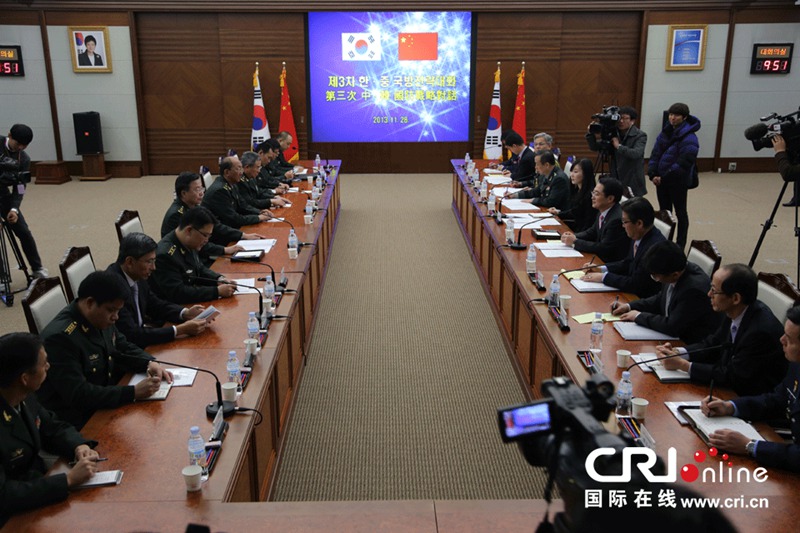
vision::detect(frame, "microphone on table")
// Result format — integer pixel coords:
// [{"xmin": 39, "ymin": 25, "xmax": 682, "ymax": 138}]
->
[
  {"xmin": 508, "ymin": 218, "xmax": 539, "ymax": 250},
  {"xmin": 268, "ymin": 218, "xmax": 315, "ymax": 250},
  {"xmin": 223, "ymin": 257, "xmax": 286, "ymax": 293},
  {"xmin": 151, "ymin": 358, "xmax": 236, "ymax": 419},
  {"xmin": 193, "ymin": 275, "xmax": 263, "ymax": 320},
  {"xmin": 626, "ymin": 342, "xmax": 733, "ymax": 372}
]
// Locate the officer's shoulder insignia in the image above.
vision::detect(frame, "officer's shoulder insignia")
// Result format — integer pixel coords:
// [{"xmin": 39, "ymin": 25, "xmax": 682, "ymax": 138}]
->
[
  {"xmin": 65, "ymin": 322, "xmax": 77, "ymax": 335},
  {"xmin": 178, "ymin": 206, "xmax": 185, "ymax": 214},
  {"xmin": 12, "ymin": 448, "xmax": 23, "ymax": 458},
  {"xmin": 88, "ymin": 353, "xmax": 100, "ymax": 362},
  {"xmin": 223, "ymin": 183, "xmax": 231, "ymax": 191},
  {"xmin": 3, "ymin": 411, "xmax": 12, "ymax": 423},
  {"xmin": 168, "ymin": 245, "xmax": 176, "ymax": 256},
  {"xmin": 81, "ymin": 325, "xmax": 89, "ymax": 333}
]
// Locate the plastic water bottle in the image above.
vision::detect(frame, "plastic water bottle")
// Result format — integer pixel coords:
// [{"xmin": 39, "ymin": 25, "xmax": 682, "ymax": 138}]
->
[
  {"xmin": 305, "ymin": 200, "xmax": 314, "ymax": 216},
  {"xmin": 464, "ymin": 152, "xmax": 471, "ymax": 165},
  {"xmin": 311, "ymin": 187, "xmax": 320, "ymax": 201},
  {"xmin": 247, "ymin": 311, "xmax": 259, "ymax": 339},
  {"xmin": 589, "ymin": 312, "xmax": 604, "ymax": 352},
  {"xmin": 315, "ymin": 174, "xmax": 323, "ymax": 189},
  {"xmin": 480, "ymin": 178, "xmax": 488, "ymax": 200},
  {"xmin": 548, "ymin": 274, "xmax": 560, "ymax": 308},
  {"xmin": 505, "ymin": 218, "xmax": 514, "ymax": 244},
  {"xmin": 188, "ymin": 426, "xmax": 206, "ymax": 471},
  {"xmin": 487, "ymin": 190, "xmax": 496, "ymax": 213},
  {"xmin": 226, "ymin": 350, "xmax": 241, "ymax": 387},
  {"xmin": 526, "ymin": 244, "xmax": 537, "ymax": 274},
  {"xmin": 314, "ymin": 153, "xmax": 321, "ymax": 171},
  {"xmin": 616, "ymin": 371, "xmax": 633, "ymax": 417},
  {"xmin": 262, "ymin": 277, "xmax": 275, "ymax": 321},
  {"xmin": 288, "ymin": 229, "xmax": 298, "ymax": 251}
]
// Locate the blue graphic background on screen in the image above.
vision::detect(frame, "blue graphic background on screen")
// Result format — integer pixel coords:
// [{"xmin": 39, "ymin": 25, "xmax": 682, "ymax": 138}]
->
[{"xmin": 308, "ymin": 12, "xmax": 472, "ymax": 142}]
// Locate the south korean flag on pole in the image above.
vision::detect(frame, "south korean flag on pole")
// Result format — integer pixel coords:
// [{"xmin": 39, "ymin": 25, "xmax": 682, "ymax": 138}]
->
[{"xmin": 342, "ymin": 33, "xmax": 382, "ymax": 61}]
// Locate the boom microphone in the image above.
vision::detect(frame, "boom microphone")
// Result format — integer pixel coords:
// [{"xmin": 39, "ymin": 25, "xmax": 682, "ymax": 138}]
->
[{"xmin": 743, "ymin": 123, "xmax": 769, "ymax": 141}]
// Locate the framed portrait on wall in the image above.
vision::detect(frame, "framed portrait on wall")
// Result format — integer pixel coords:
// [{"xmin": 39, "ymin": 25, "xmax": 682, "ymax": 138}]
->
[
  {"xmin": 666, "ymin": 25, "xmax": 707, "ymax": 71},
  {"xmin": 69, "ymin": 26, "xmax": 112, "ymax": 73}
]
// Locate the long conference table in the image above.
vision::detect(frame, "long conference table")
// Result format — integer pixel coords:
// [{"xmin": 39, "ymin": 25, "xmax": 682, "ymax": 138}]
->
[{"xmin": 5, "ymin": 160, "xmax": 797, "ymax": 531}]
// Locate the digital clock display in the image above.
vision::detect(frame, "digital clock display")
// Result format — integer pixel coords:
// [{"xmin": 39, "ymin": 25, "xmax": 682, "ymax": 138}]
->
[
  {"xmin": 750, "ymin": 43, "xmax": 793, "ymax": 74},
  {"xmin": 0, "ymin": 45, "xmax": 24, "ymax": 77}
]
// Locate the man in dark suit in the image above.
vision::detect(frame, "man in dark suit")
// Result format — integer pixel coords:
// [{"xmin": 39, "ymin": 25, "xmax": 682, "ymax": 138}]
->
[
  {"xmin": 514, "ymin": 151, "xmax": 569, "ymax": 210},
  {"xmin": 77, "ymin": 35, "xmax": 103, "ymax": 66},
  {"xmin": 0, "ymin": 332, "xmax": 100, "ymax": 525},
  {"xmin": 657, "ymin": 263, "xmax": 787, "ymax": 396},
  {"xmin": 202, "ymin": 155, "xmax": 273, "ymax": 229},
  {"xmin": 702, "ymin": 305, "xmax": 800, "ymax": 472},
  {"xmin": 500, "ymin": 131, "xmax": 536, "ymax": 185},
  {"xmin": 107, "ymin": 232, "xmax": 210, "ymax": 349},
  {"xmin": 581, "ymin": 196, "xmax": 665, "ymax": 298},
  {"xmin": 269, "ymin": 131, "xmax": 296, "ymax": 179},
  {"xmin": 611, "ymin": 240, "xmax": 721, "ymax": 343},
  {"xmin": 561, "ymin": 177, "xmax": 630, "ymax": 263}
]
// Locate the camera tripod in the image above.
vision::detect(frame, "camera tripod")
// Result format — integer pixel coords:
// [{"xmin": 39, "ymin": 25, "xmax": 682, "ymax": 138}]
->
[
  {"xmin": 593, "ymin": 148, "xmax": 618, "ymax": 182},
  {"xmin": 748, "ymin": 178, "xmax": 800, "ymax": 282},
  {"xmin": 0, "ymin": 214, "xmax": 33, "ymax": 306}
]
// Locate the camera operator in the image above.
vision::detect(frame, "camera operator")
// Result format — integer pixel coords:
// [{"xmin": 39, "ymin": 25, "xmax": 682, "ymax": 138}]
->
[
  {"xmin": 585, "ymin": 106, "xmax": 648, "ymax": 197},
  {"xmin": 773, "ymin": 134, "xmax": 800, "ymax": 206},
  {"xmin": 1, "ymin": 124, "xmax": 47, "ymax": 279}
]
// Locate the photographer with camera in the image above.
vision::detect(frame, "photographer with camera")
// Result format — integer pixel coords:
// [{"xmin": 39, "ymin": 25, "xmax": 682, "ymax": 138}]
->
[
  {"xmin": 773, "ymin": 135, "xmax": 800, "ymax": 206},
  {"xmin": 586, "ymin": 106, "xmax": 648, "ymax": 197},
  {"xmin": 1, "ymin": 124, "xmax": 47, "ymax": 280}
]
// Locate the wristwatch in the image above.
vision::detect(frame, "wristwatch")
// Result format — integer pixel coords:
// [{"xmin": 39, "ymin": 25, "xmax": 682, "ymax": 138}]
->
[{"xmin": 745, "ymin": 440, "xmax": 757, "ymax": 457}]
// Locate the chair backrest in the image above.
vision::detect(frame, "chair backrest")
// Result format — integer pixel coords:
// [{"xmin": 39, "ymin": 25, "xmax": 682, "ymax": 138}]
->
[
  {"xmin": 115, "ymin": 210, "xmax": 144, "ymax": 242},
  {"xmin": 653, "ymin": 210, "xmax": 677, "ymax": 241},
  {"xmin": 758, "ymin": 272, "xmax": 800, "ymax": 324},
  {"xmin": 22, "ymin": 276, "xmax": 68, "ymax": 335},
  {"xmin": 687, "ymin": 240, "xmax": 722, "ymax": 279},
  {"xmin": 202, "ymin": 171, "xmax": 215, "ymax": 190},
  {"xmin": 59, "ymin": 246, "xmax": 96, "ymax": 301}
]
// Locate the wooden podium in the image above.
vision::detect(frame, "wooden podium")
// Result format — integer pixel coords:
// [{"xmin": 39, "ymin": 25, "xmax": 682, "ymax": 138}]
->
[
  {"xmin": 79, "ymin": 153, "xmax": 111, "ymax": 181},
  {"xmin": 34, "ymin": 161, "xmax": 71, "ymax": 184}
]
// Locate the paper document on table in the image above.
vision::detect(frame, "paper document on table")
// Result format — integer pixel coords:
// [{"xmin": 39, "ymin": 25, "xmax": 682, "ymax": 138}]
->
[
  {"xmin": 561, "ymin": 270, "xmax": 584, "ymax": 280},
  {"xmin": 128, "ymin": 374, "xmax": 172, "ymax": 400},
  {"xmin": 236, "ymin": 239, "xmax": 276, "ymax": 253},
  {"xmin": 532, "ymin": 218, "xmax": 560, "ymax": 228},
  {"xmin": 533, "ymin": 242, "xmax": 583, "ymax": 258},
  {"xmin": 232, "ymin": 279, "xmax": 259, "ymax": 294},
  {"xmin": 570, "ymin": 279, "xmax": 618, "ymax": 292},
  {"xmin": 614, "ymin": 322, "xmax": 679, "ymax": 341},
  {"xmin": 168, "ymin": 368, "xmax": 197, "ymax": 387},
  {"xmin": 502, "ymin": 199, "xmax": 539, "ymax": 211},
  {"xmin": 572, "ymin": 312, "xmax": 620, "ymax": 324},
  {"xmin": 287, "ymin": 187, "xmax": 300, "ymax": 193},
  {"xmin": 485, "ymin": 175, "xmax": 512, "ymax": 185},
  {"xmin": 682, "ymin": 409, "xmax": 763, "ymax": 444},
  {"xmin": 492, "ymin": 187, "xmax": 523, "ymax": 197},
  {"xmin": 196, "ymin": 305, "xmax": 220, "ymax": 321},
  {"xmin": 630, "ymin": 353, "xmax": 657, "ymax": 372},
  {"xmin": 630, "ymin": 354, "xmax": 690, "ymax": 382},
  {"xmin": 665, "ymin": 401, "xmax": 702, "ymax": 425},
  {"xmin": 483, "ymin": 168, "xmax": 504, "ymax": 175},
  {"xmin": 75, "ymin": 470, "xmax": 124, "ymax": 488}
]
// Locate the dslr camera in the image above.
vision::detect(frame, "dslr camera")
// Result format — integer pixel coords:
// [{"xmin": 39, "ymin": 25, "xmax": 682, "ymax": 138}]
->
[
  {"xmin": 0, "ymin": 155, "xmax": 31, "ymax": 187},
  {"xmin": 588, "ymin": 105, "xmax": 621, "ymax": 151},
  {"xmin": 744, "ymin": 107, "xmax": 800, "ymax": 151}
]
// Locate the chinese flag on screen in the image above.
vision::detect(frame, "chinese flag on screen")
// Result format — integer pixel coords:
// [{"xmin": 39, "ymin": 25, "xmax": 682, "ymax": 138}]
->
[{"xmin": 398, "ymin": 33, "xmax": 438, "ymax": 61}]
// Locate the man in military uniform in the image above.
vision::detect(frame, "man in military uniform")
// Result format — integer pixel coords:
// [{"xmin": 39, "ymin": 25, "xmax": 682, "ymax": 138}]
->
[
  {"xmin": 150, "ymin": 206, "xmax": 237, "ymax": 305},
  {"xmin": 161, "ymin": 172, "xmax": 262, "ymax": 266},
  {"xmin": 202, "ymin": 155, "xmax": 273, "ymax": 229},
  {"xmin": 239, "ymin": 151, "xmax": 288, "ymax": 211},
  {"xmin": 0, "ymin": 332, "xmax": 100, "ymax": 525},
  {"xmin": 38, "ymin": 271, "xmax": 171, "ymax": 430},
  {"xmin": 257, "ymin": 139, "xmax": 292, "ymax": 191}
]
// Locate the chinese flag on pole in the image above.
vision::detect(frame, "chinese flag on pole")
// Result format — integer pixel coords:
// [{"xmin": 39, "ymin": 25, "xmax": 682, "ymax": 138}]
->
[
  {"xmin": 510, "ymin": 62, "xmax": 526, "ymax": 159},
  {"xmin": 279, "ymin": 62, "xmax": 299, "ymax": 163},
  {"xmin": 398, "ymin": 33, "xmax": 438, "ymax": 61}
]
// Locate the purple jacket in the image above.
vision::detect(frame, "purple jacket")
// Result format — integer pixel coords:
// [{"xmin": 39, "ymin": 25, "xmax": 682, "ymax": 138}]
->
[{"xmin": 648, "ymin": 115, "xmax": 701, "ymax": 186}]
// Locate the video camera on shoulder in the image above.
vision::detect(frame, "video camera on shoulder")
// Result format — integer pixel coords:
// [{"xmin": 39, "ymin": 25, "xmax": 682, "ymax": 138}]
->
[
  {"xmin": 588, "ymin": 105, "xmax": 621, "ymax": 151},
  {"xmin": 744, "ymin": 107, "xmax": 800, "ymax": 151},
  {"xmin": 0, "ymin": 155, "xmax": 31, "ymax": 187}
]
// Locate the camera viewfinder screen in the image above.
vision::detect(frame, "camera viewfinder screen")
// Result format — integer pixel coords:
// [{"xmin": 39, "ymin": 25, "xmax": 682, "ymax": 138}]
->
[{"xmin": 503, "ymin": 403, "xmax": 551, "ymax": 439}]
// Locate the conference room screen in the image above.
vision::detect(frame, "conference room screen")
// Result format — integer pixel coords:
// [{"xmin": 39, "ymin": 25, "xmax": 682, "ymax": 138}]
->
[{"xmin": 307, "ymin": 11, "xmax": 473, "ymax": 143}]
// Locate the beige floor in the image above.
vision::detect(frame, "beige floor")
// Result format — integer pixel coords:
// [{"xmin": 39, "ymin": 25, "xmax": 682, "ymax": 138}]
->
[{"xmin": 0, "ymin": 170, "xmax": 796, "ymax": 334}]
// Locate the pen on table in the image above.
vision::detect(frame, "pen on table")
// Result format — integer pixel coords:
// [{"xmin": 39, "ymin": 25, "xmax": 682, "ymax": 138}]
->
[
  {"xmin": 611, "ymin": 295, "xmax": 619, "ymax": 311},
  {"xmin": 69, "ymin": 457, "xmax": 108, "ymax": 466},
  {"xmin": 708, "ymin": 379, "xmax": 715, "ymax": 402}
]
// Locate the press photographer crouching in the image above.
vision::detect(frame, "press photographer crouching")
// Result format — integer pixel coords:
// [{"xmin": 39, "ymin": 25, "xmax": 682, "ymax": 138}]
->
[
  {"xmin": 585, "ymin": 106, "xmax": 648, "ymax": 197},
  {"xmin": 1, "ymin": 124, "xmax": 47, "ymax": 280}
]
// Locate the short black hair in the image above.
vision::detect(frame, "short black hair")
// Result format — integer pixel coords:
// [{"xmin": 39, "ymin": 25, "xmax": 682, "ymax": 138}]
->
[
  {"xmin": 505, "ymin": 131, "xmax": 524, "ymax": 147},
  {"xmin": 597, "ymin": 177, "xmax": 623, "ymax": 204},
  {"xmin": 256, "ymin": 140, "xmax": 275, "ymax": 154},
  {"xmin": 178, "ymin": 205, "xmax": 217, "ymax": 231},
  {"xmin": 9, "ymin": 124, "xmax": 33, "ymax": 145},
  {"xmin": 643, "ymin": 241, "xmax": 687, "ymax": 275},
  {"xmin": 538, "ymin": 151, "xmax": 556, "ymax": 166},
  {"xmin": 618, "ymin": 106, "xmax": 638, "ymax": 120},
  {"xmin": 117, "ymin": 232, "xmax": 157, "ymax": 264},
  {"xmin": 175, "ymin": 171, "xmax": 201, "ymax": 198},
  {"xmin": 719, "ymin": 263, "xmax": 758, "ymax": 305},
  {"xmin": 0, "ymin": 332, "xmax": 42, "ymax": 388},
  {"xmin": 84, "ymin": 35, "xmax": 97, "ymax": 45},
  {"xmin": 265, "ymin": 138, "xmax": 281, "ymax": 152},
  {"xmin": 621, "ymin": 197, "xmax": 655, "ymax": 227},
  {"xmin": 500, "ymin": 129, "xmax": 517, "ymax": 143},
  {"xmin": 219, "ymin": 156, "xmax": 236, "ymax": 175},
  {"xmin": 668, "ymin": 102, "xmax": 690, "ymax": 118},
  {"xmin": 77, "ymin": 270, "xmax": 130, "ymax": 304},
  {"xmin": 787, "ymin": 305, "xmax": 800, "ymax": 329}
]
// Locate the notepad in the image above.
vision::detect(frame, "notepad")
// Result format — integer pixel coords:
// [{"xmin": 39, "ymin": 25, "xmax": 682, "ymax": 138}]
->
[
  {"xmin": 665, "ymin": 401, "xmax": 702, "ymax": 425},
  {"xmin": 196, "ymin": 305, "xmax": 220, "ymax": 321},
  {"xmin": 682, "ymin": 408, "xmax": 763, "ymax": 445},
  {"xmin": 236, "ymin": 238, "xmax": 277, "ymax": 253},
  {"xmin": 629, "ymin": 355, "xmax": 691, "ymax": 382},
  {"xmin": 572, "ymin": 312, "xmax": 621, "ymax": 324},
  {"xmin": 570, "ymin": 279, "xmax": 617, "ymax": 292},
  {"xmin": 128, "ymin": 374, "xmax": 172, "ymax": 400},
  {"xmin": 73, "ymin": 470, "xmax": 124, "ymax": 488},
  {"xmin": 485, "ymin": 175, "xmax": 512, "ymax": 185},
  {"xmin": 613, "ymin": 322, "xmax": 679, "ymax": 341}
]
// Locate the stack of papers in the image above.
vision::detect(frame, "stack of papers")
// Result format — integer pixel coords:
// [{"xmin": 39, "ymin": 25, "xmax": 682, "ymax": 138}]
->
[
  {"xmin": 572, "ymin": 312, "xmax": 621, "ymax": 324},
  {"xmin": 533, "ymin": 242, "xmax": 583, "ymax": 258},
  {"xmin": 483, "ymin": 168, "xmax": 504, "ymax": 175},
  {"xmin": 232, "ymin": 278, "xmax": 259, "ymax": 295},
  {"xmin": 570, "ymin": 279, "xmax": 617, "ymax": 292},
  {"xmin": 492, "ymin": 187, "xmax": 523, "ymax": 197},
  {"xmin": 235, "ymin": 239, "xmax": 277, "ymax": 254},
  {"xmin": 485, "ymin": 175, "xmax": 512, "ymax": 185},
  {"xmin": 613, "ymin": 322, "xmax": 679, "ymax": 341},
  {"xmin": 682, "ymin": 409, "xmax": 763, "ymax": 445},
  {"xmin": 501, "ymin": 199, "xmax": 539, "ymax": 211},
  {"xmin": 629, "ymin": 353, "xmax": 690, "ymax": 382}
]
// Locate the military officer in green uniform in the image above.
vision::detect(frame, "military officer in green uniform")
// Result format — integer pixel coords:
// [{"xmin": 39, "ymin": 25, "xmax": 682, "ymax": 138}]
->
[
  {"xmin": 0, "ymin": 332, "xmax": 101, "ymax": 525},
  {"xmin": 202, "ymin": 155, "xmax": 273, "ymax": 229},
  {"xmin": 239, "ymin": 151, "xmax": 289, "ymax": 211},
  {"xmin": 150, "ymin": 206, "xmax": 237, "ymax": 305},
  {"xmin": 38, "ymin": 272, "xmax": 171, "ymax": 430},
  {"xmin": 161, "ymin": 172, "xmax": 263, "ymax": 266}
]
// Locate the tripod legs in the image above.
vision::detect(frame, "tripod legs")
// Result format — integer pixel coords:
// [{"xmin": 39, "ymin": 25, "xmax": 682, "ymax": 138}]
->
[{"xmin": 0, "ymin": 219, "xmax": 33, "ymax": 307}]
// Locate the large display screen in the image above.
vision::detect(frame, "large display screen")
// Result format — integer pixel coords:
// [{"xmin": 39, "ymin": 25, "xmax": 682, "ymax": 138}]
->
[{"xmin": 307, "ymin": 11, "xmax": 473, "ymax": 143}]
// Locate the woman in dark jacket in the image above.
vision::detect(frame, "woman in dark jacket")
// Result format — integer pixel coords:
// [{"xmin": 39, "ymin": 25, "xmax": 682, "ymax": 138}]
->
[
  {"xmin": 648, "ymin": 102, "xmax": 701, "ymax": 249},
  {"xmin": 549, "ymin": 158, "xmax": 597, "ymax": 232}
]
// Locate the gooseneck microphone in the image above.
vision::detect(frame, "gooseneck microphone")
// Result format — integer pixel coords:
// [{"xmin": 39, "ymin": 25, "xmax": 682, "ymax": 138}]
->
[
  {"xmin": 509, "ymin": 219, "xmax": 539, "ymax": 250},
  {"xmin": 626, "ymin": 342, "xmax": 733, "ymax": 372},
  {"xmin": 153, "ymin": 358, "xmax": 236, "ymax": 419},
  {"xmin": 224, "ymin": 257, "xmax": 285, "ymax": 293},
  {"xmin": 194, "ymin": 275, "xmax": 263, "ymax": 319}
]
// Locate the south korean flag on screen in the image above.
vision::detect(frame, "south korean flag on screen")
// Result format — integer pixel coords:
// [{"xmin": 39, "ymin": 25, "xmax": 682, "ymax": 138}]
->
[{"xmin": 342, "ymin": 33, "xmax": 382, "ymax": 61}]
